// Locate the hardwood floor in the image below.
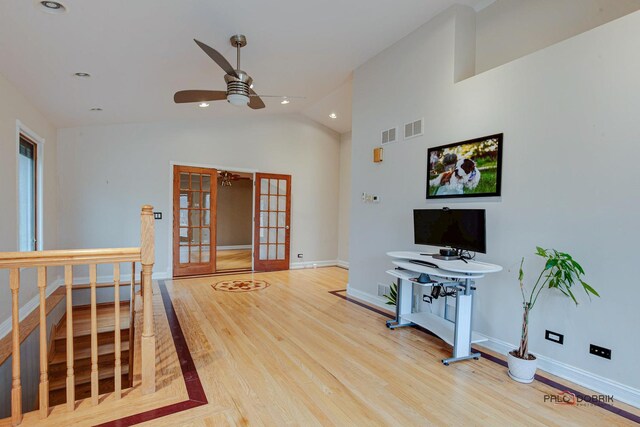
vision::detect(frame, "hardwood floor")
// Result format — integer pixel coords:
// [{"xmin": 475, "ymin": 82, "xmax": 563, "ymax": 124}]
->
[
  {"xmin": 9, "ymin": 267, "xmax": 639, "ymax": 426},
  {"xmin": 216, "ymin": 248, "xmax": 252, "ymax": 271}
]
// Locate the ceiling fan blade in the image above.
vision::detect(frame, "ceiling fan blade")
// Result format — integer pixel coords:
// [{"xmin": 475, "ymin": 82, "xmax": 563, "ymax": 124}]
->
[
  {"xmin": 248, "ymin": 89, "xmax": 265, "ymax": 109},
  {"xmin": 193, "ymin": 39, "xmax": 238, "ymax": 78},
  {"xmin": 249, "ymin": 95, "xmax": 306, "ymax": 99},
  {"xmin": 174, "ymin": 90, "xmax": 227, "ymax": 103}
]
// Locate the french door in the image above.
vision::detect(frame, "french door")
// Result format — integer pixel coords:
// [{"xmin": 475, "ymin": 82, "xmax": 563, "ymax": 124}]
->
[
  {"xmin": 173, "ymin": 165, "xmax": 217, "ymax": 277},
  {"xmin": 253, "ymin": 173, "xmax": 291, "ymax": 271}
]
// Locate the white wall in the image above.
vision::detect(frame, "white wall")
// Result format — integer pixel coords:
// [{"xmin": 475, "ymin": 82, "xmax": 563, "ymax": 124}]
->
[
  {"xmin": 0, "ymin": 72, "xmax": 59, "ymax": 323},
  {"xmin": 350, "ymin": 5, "xmax": 640, "ymax": 399},
  {"xmin": 337, "ymin": 132, "xmax": 351, "ymax": 265},
  {"xmin": 476, "ymin": 0, "xmax": 640, "ymax": 73},
  {"xmin": 57, "ymin": 114, "xmax": 340, "ymax": 277}
]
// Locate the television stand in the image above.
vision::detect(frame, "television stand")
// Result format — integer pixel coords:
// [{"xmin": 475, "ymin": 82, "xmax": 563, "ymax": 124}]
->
[{"xmin": 385, "ymin": 251, "xmax": 502, "ymax": 365}]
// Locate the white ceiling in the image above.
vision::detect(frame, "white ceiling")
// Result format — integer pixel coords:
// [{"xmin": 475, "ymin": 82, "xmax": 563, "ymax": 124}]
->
[{"xmin": 0, "ymin": 0, "xmax": 483, "ymax": 132}]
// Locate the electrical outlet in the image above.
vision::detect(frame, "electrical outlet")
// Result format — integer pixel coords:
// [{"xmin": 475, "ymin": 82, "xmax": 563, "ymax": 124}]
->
[
  {"xmin": 377, "ymin": 283, "xmax": 391, "ymax": 297},
  {"xmin": 589, "ymin": 344, "xmax": 611, "ymax": 360},
  {"xmin": 297, "ymin": 253, "xmax": 303, "ymax": 258},
  {"xmin": 545, "ymin": 330, "xmax": 564, "ymax": 345},
  {"xmin": 153, "ymin": 212, "xmax": 162, "ymax": 220}
]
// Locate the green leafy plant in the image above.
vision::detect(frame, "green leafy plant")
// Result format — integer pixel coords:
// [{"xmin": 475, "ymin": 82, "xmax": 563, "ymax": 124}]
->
[
  {"xmin": 384, "ymin": 283, "xmax": 397, "ymax": 306},
  {"xmin": 515, "ymin": 247, "xmax": 599, "ymax": 359}
]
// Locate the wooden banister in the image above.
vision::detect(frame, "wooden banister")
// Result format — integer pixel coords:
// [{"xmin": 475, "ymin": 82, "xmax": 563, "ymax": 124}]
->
[
  {"xmin": 65, "ymin": 265, "xmax": 75, "ymax": 410},
  {"xmin": 0, "ymin": 248, "xmax": 141, "ymax": 269},
  {"xmin": 140, "ymin": 205, "xmax": 156, "ymax": 395},
  {"xmin": 2, "ymin": 205, "xmax": 155, "ymax": 423},
  {"xmin": 10, "ymin": 268, "xmax": 22, "ymax": 426},
  {"xmin": 113, "ymin": 263, "xmax": 122, "ymax": 399},
  {"xmin": 37, "ymin": 267, "xmax": 49, "ymax": 418},
  {"xmin": 89, "ymin": 264, "xmax": 99, "ymax": 406}
]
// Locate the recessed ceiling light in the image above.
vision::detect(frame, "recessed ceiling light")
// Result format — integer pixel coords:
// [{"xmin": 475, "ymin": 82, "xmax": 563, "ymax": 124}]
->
[
  {"xmin": 90, "ymin": 107, "xmax": 102, "ymax": 112},
  {"xmin": 74, "ymin": 72, "xmax": 90, "ymax": 78},
  {"xmin": 198, "ymin": 102, "xmax": 210, "ymax": 108},
  {"xmin": 281, "ymin": 98, "xmax": 290, "ymax": 105},
  {"xmin": 329, "ymin": 113, "xmax": 337, "ymax": 119},
  {"xmin": 40, "ymin": 1, "xmax": 66, "ymax": 13}
]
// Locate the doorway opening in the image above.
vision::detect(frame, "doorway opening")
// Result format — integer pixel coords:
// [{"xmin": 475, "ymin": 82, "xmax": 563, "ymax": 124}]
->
[{"xmin": 216, "ymin": 170, "xmax": 254, "ymax": 272}]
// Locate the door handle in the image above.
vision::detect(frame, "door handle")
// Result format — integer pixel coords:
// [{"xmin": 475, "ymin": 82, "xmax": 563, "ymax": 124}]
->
[{"xmin": 285, "ymin": 225, "xmax": 290, "ymax": 230}]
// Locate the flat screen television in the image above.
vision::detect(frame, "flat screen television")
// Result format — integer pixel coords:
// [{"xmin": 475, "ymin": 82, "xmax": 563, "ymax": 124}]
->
[{"xmin": 413, "ymin": 208, "xmax": 486, "ymax": 253}]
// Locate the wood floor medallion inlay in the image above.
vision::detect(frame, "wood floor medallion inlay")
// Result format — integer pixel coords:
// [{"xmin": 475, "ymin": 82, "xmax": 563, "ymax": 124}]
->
[{"xmin": 212, "ymin": 279, "xmax": 270, "ymax": 292}]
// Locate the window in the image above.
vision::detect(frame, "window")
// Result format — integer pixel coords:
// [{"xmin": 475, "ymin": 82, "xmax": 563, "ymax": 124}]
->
[{"xmin": 18, "ymin": 134, "xmax": 37, "ymax": 251}]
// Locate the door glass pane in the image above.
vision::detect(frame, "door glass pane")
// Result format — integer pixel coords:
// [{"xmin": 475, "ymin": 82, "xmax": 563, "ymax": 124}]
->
[
  {"xmin": 269, "ymin": 179, "xmax": 278, "ymax": 194},
  {"xmin": 203, "ymin": 192, "xmax": 211, "ymax": 209},
  {"xmin": 268, "ymin": 244, "xmax": 276, "ymax": 260},
  {"xmin": 260, "ymin": 195, "xmax": 268, "ymax": 211},
  {"xmin": 191, "ymin": 174, "xmax": 201, "ymax": 190},
  {"xmin": 277, "ymin": 245, "xmax": 285, "ymax": 260},
  {"xmin": 260, "ymin": 212, "xmax": 268, "ymax": 227},
  {"xmin": 259, "ymin": 244, "xmax": 267, "ymax": 260},
  {"xmin": 270, "ymin": 196, "xmax": 277, "ymax": 210},
  {"xmin": 269, "ymin": 212, "xmax": 277, "ymax": 227},
  {"xmin": 260, "ymin": 178, "xmax": 269, "ymax": 194},
  {"xmin": 203, "ymin": 210, "xmax": 210, "ymax": 226},
  {"xmin": 180, "ymin": 193, "xmax": 188, "ymax": 208},
  {"xmin": 180, "ymin": 228, "xmax": 189, "ymax": 244},
  {"xmin": 278, "ymin": 196, "xmax": 286, "ymax": 211},
  {"xmin": 179, "ymin": 246, "xmax": 189, "ymax": 263},
  {"xmin": 191, "ymin": 228, "xmax": 200, "ymax": 244},
  {"xmin": 190, "ymin": 210, "xmax": 200, "ymax": 227},
  {"xmin": 278, "ymin": 212, "xmax": 286, "ymax": 227},
  {"xmin": 259, "ymin": 228, "xmax": 267, "ymax": 243},
  {"xmin": 180, "ymin": 173, "xmax": 190, "ymax": 190},
  {"xmin": 192, "ymin": 192, "xmax": 201, "ymax": 208},
  {"xmin": 277, "ymin": 228, "xmax": 285, "ymax": 244},
  {"xmin": 190, "ymin": 246, "xmax": 200, "ymax": 263},
  {"xmin": 269, "ymin": 228, "xmax": 276, "ymax": 243},
  {"xmin": 278, "ymin": 179, "xmax": 287, "ymax": 195},
  {"xmin": 180, "ymin": 209, "xmax": 188, "ymax": 226},
  {"xmin": 202, "ymin": 228, "xmax": 210, "ymax": 244},
  {"xmin": 202, "ymin": 175, "xmax": 211, "ymax": 191},
  {"xmin": 201, "ymin": 246, "xmax": 210, "ymax": 262}
]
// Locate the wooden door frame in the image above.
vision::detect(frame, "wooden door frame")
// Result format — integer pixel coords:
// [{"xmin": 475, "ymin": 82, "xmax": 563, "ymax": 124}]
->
[
  {"xmin": 253, "ymin": 173, "xmax": 292, "ymax": 272},
  {"xmin": 172, "ymin": 165, "xmax": 218, "ymax": 277},
  {"xmin": 168, "ymin": 162, "xmax": 257, "ymax": 277}
]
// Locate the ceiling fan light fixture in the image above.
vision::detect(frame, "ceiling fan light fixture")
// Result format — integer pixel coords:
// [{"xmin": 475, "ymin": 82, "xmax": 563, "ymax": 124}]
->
[
  {"xmin": 227, "ymin": 93, "xmax": 249, "ymax": 106},
  {"xmin": 329, "ymin": 113, "xmax": 337, "ymax": 119},
  {"xmin": 198, "ymin": 102, "xmax": 210, "ymax": 108}
]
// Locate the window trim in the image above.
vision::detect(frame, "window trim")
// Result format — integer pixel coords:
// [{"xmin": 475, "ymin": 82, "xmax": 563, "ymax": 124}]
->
[{"xmin": 16, "ymin": 120, "xmax": 45, "ymax": 251}]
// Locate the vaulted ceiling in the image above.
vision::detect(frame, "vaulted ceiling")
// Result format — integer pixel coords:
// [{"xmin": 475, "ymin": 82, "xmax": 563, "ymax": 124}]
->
[{"xmin": 0, "ymin": 0, "xmax": 484, "ymax": 132}]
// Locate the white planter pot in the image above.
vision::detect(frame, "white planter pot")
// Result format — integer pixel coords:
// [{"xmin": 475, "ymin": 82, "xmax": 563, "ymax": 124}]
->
[{"xmin": 507, "ymin": 351, "xmax": 537, "ymax": 383}]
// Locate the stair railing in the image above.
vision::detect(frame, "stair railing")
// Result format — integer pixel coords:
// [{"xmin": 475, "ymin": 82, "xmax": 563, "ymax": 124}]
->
[{"xmin": 0, "ymin": 205, "xmax": 156, "ymax": 425}]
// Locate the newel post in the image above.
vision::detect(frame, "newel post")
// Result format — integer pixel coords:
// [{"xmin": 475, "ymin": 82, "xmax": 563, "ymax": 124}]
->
[{"xmin": 140, "ymin": 205, "xmax": 156, "ymax": 394}]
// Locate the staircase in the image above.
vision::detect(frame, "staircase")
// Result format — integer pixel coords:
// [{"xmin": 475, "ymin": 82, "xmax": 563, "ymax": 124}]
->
[{"xmin": 48, "ymin": 301, "xmax": 132, "ymax": 407}]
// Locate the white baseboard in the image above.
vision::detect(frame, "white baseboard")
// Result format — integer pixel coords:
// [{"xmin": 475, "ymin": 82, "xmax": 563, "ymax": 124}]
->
[
  {"xmin": 217, "ymin": 245, "xmax": 252, "ymax": 250},
  {"xmin": 475, "ymin": 335, "xmax": 640, "ymax": 408},
  {"xmin": 336, "ymin": 260, "xmax": 349, "ymax": 269},
  {"xmin": 290, "ymin": 260, "xmax": 338, "ymax": 270},
  {"xmin": 346, "ymin": 285, "xmax": 390, "ymax": 311}
]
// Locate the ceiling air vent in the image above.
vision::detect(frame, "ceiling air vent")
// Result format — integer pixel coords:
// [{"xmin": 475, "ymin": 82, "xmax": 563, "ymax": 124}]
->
[
  {"xmin": 381, "ymin": 127, "xmax": 398, "ymax": 145},
  {"xmin": 404, "ymin": 118, "xmax": 424, "ymax": 140}
]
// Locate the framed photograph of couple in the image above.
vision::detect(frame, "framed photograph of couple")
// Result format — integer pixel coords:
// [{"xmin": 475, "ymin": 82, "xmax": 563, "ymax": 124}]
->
[{"xmin": 427, "ymin": 133, "xmax": 503, "ymax": 199}]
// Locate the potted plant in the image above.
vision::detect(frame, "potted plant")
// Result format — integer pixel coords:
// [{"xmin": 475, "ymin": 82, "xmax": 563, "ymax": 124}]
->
[
  {"xmin": 508, "ymin": 247, "xmax": 599, "ymax": 383},
  {"xmin": 383, "ymin": 283, "xmax": 397, "ymax": 306}
]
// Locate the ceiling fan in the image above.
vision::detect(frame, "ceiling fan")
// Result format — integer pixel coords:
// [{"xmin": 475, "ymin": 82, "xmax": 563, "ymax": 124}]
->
[{"xmin": 174, "ymin": 35, "xmax": 300, "ymax": 109}]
